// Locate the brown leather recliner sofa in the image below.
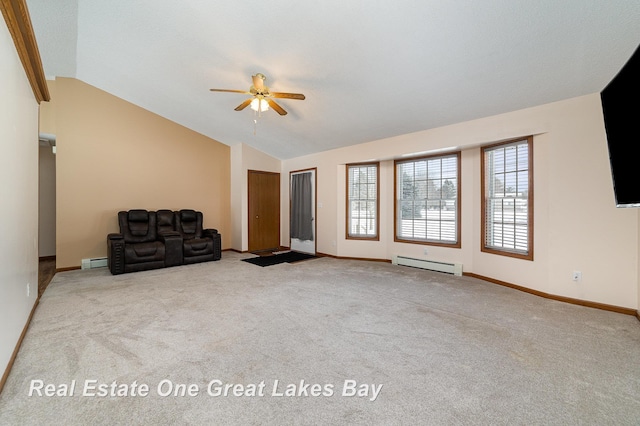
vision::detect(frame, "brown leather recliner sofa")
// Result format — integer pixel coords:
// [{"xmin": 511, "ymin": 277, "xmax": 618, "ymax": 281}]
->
[{"xmin": 107, "ymin": 209, "xmax": 221, "ymax": 275}]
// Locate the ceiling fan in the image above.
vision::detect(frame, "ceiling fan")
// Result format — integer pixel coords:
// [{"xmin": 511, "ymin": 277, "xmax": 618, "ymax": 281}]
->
[{"xmin": 210, "ymin": 73, "xmax": 305, "ymax": 116}]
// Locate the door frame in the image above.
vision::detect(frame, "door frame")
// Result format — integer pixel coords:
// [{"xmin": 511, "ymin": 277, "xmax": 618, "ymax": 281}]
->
[{"xmin": 289, "ymin": 168, "xmax": 317, "ymax": 255}]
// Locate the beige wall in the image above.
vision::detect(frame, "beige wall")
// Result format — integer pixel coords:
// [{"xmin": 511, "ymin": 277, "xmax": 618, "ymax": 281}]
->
[
  {"xmin": 282, "ymin": 94, "xmax": 639, "ymax": 310},
  {"xmin": 40, "ymin": 78, "xmax": 231, "ymax": 269},
  {"xmin": 0, "ymin": 20, "xmax": 40, "ymax": 378},
  {"xmin": 230, "ymin": 143, "xmax": 281, "ymax": 251}
]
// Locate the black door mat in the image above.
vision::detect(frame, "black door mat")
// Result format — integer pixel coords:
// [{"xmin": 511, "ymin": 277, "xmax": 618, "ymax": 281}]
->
[{"xmin": 242, "ymin": 251, "xmax": 317, "ymax": 267}]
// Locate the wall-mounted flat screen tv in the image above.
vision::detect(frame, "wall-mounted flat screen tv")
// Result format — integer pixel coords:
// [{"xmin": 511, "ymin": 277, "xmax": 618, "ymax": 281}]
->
[{"xmin": 600, "ymin": 44, "xmax": 640, "ymax": 208}]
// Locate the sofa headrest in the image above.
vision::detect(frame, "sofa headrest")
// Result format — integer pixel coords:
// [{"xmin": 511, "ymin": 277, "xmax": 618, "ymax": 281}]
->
[
  {"xmin": 180, "ymin": 209, "xmax": 197, "ymax": 222},
  {"xmin": 128, "ymin": 210, "xmax": 149, "ymax": 222},
  {"xmin": 157, "ymin": 210, "xmax": 174, "ymax": 227}
]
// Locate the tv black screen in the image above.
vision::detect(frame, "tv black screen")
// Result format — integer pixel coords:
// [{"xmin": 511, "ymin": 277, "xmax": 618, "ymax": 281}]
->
[{"xmin": 600, "ymin": 44, "xmax": 640, "ymax": 207}]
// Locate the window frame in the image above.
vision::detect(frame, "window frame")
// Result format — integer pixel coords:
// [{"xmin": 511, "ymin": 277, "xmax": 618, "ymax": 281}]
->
[
  {"xmin": 394, "ymin": 151, "xmax": 461, "ymax": 248},
  {"xmin": 345, "ymin": 162, "xmax": 380, "ymax": 241},
  {"xmin": 481, "ymin": 136, "xmax": 534, "ymax": 261}
]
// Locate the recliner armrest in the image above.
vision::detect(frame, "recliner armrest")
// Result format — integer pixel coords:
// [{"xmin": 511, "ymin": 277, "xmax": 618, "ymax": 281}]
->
[
  {"xmin": 159, "ymin": 231, "xmax": 183, "ymax": 267},
  {"xmin": 203, "ymin": 229, "xmax": 218, "ymax": 237},
  {"xmin": 203, "ymin": 229, "xmax": 222, "ymax": 260},
  {"xmin": 107, "ymin": 233, "xmax": 125, "ymax": 275},
  {"xmin": 158, "ymin": 231, "xmax": 181, "ymax": 241}
]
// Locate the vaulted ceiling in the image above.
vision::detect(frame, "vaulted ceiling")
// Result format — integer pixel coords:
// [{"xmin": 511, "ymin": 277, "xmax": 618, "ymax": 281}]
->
[{"xmin": 26, "ymin": 1, "xmax": 640, "ymax": 160}]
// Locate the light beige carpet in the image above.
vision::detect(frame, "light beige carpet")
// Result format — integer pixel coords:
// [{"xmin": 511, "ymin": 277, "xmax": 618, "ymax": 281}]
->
[{"xmin": 1, "ymin": 251, "xmax": 639, "ymax": 425}]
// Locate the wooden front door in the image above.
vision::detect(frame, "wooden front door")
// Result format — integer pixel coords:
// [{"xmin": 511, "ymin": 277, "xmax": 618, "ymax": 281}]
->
[{"xmin": 248, "ymin": 170, "xmax": 280, "ymax": 252}]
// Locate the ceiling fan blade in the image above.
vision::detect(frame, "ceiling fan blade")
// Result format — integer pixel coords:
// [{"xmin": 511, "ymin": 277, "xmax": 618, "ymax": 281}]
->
[
  {"xmin": 210, "ymin": 89, "xmax": 251, "ymax": 94},
  {"xmin": 234, "ymin": 99, "xmax": 253, "ymax": 111},
  {"xmin": 266, "ymin": 99, "xmax": 287, "ymax": 115},
  {"xmin": 270, "ymin": 92, "xmax": 306, "ymax": 100},
  {"xmin": 252, "ymin": 74, "xmax": 265, "ymax": 91}
]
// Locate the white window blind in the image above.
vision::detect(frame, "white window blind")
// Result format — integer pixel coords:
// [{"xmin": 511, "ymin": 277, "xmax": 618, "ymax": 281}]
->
[
  {"xmin": 395, "ymin": 153, "xmax": 459, "ymax": 244},
  {"xmin": 347, "ymin": 163, "xmax": 378, "ymax": 239},
  {"xmin": 483, "ymin": 138, "xmax": 532, "ymax": 258}
]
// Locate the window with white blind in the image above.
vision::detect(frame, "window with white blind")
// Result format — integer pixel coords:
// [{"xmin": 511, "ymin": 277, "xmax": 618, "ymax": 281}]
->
[
  {"xmin": 346, "ymin": 162, "xmax": 379, "ymax": 240},
  {"xmin": 395, "ymin": 152, "xmax": 460, "ymax": 246},
  {"xmin": 481, "ymin": 137, "xmax": 533, "ymax": 260}
]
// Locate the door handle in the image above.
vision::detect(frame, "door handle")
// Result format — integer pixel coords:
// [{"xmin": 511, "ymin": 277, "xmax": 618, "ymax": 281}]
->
[{"xmin": 256, "ymin": 215, "xmax": 259, "ymax": 219}]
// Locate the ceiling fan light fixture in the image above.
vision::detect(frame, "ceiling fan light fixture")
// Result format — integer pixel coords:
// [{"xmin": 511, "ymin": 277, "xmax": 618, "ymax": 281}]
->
[
  {"xmin": 250, "ymin": 98, "xmax": 269, "ymax": 112},
  {"xmin": 210, "ymin": 74, "xmax": 303, "ymax": 117}
]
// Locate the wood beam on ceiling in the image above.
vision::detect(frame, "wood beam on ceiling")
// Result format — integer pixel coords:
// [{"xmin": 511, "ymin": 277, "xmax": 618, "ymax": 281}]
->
[{"xmin": 0, "ymin": 0, "xmax": 50, "ymax": 103}]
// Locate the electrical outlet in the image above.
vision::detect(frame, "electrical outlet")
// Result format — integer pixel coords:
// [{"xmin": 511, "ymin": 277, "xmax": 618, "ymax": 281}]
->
[
  {"xmin": 423, "ymin": 248, "xmax": 428, "ymax": 255},
  {"xmin": 572, "ymin": 271, "xmax": 582, "ymax": 282}
]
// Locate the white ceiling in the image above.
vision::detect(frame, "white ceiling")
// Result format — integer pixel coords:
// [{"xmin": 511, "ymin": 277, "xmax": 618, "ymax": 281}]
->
[{"xmin": 26, "ymin": 0, "xmax": 640, "ymax": 160}]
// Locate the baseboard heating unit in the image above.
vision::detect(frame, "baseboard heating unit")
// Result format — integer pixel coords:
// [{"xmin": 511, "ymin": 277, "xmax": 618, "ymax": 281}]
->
[
  {"xmin": 392, "ymin": 255, "xmax": 462, "ymax": 276},
  {"xmin": 81, "ymin": 257, "xmax": 108, "ymax": 270}
]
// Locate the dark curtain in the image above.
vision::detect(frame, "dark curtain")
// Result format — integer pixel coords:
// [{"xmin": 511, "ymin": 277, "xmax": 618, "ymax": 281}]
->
[{"xmin": 290, "ymin": 172, "xmax": 314, "ymax": 241}]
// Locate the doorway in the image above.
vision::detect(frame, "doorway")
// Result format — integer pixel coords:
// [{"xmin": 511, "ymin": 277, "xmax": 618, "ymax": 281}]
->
[
  {"xmin": 38, "ymin": 133, "xmax": 56, "ymax": 296},
  {"xmin": 290, "ymin": 168, "xmax": 316, "ymax": 255},
  {"xmin": 248, "ymin": 170, "xmax": 280, "ymax": 253}
]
